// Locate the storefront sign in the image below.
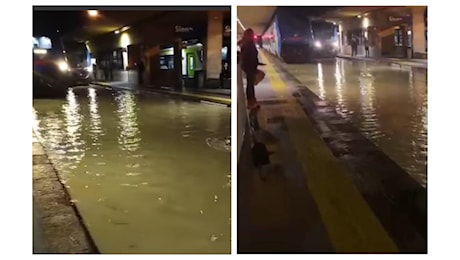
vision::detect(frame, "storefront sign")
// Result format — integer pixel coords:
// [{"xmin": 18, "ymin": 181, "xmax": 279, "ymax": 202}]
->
[
  {"xmin": 389, "ymin": 16, "xmax": 403, "ymax": 22},
  {"xmin": 175, "ymin": 26, "xmax": 193, "ymax": 33}
]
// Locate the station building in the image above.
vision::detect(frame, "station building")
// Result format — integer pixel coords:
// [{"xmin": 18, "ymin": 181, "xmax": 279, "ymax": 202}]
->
[
  {"xmin": 85, "ymin": 9, "xmax": 231, "ymax": 89},
  {"xmin": 322, "ymin": 6, "xmax": 427, "ymax": 59}
]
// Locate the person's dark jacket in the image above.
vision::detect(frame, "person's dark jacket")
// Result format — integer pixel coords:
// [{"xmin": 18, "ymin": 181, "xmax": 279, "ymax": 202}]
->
[
  {"xmin": 137, "ymin": 61, "xmax": 145, "ymax": 73},
  {"xmin": 240, "ymin": 41, "xmax": 259, "ymax": 74}
]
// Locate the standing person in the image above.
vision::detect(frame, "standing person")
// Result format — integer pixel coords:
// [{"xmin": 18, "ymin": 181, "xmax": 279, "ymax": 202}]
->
[
  {"xmin": 92, "ymin": 63, "xmax": 97, "ymax": 81},
  {"xmin": 240, "ymin": 28, "xmax": 259, "ymax": 110},
  {"xmin": 137, "ymin": 60, "xmax": 145, "ymax": 85},
  {"xmin": 220, "ymin": 62, "xmax": 230, "ymax": 88},
  {"xmin": 108, "ymin": 59, "xmax": 114, "ymax": 81},
  {"xmin": 102, "ymin": 61, "xmax": 108, "ymax": 81},
  {"xmin": 364, "ymin": 37, "xmax": 370, "ymax": 57},
  {"xmin": 351, "ymin": 37, "xmax": 357, "ymax": 56}
]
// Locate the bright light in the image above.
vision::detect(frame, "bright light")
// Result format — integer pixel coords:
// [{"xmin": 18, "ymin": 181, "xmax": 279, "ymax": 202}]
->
[
  {"xmin": 88, "ymin": 10, "xmax": 98, "ymax": 17},
  {"xmin": 85, "ymin": 66, "xmax": 93, "ymax": 73},
  {"xmin": 120, "ymin": 33, "xmax": 131, "ymax": 48},
  {"xmin": 408, "ymin": 30, "xmax": 412, "ymax": 35},
  {"xmin": 314, "ymin": 41, "xmax": 322, "ymax": 49},
  {"xmin": 357, "ymin": 15, "xmax": 362, "ymax": 18},
  {"xmin": 57, "ymin": 60, "xmax": 69, "ymax": 72},
  {"xmin": 33, "ymin": 48, "xmax": 47, "ymax": 55},
  {"xmin": 114, "ymin": 30, "xmax": 120, "ymax": 34},
  {"xmin": 333, "ymin": 41, "xmax": 339, "ymax": 48},
  {"xmin": 362, "ymin": 17, "xmax": 370, "ymax": 28}
]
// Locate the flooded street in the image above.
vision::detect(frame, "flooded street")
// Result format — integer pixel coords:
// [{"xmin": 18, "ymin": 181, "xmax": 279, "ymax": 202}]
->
[
  {"xmin": 282, "ymin": 59, "xmax": 427, "ymax": 187},
  {"xmin": 32, "ymin": 87, "xmax": 231, "ymax": 253}
]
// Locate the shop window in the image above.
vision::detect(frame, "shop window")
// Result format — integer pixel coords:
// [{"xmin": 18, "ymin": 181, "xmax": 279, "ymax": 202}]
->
[
  {"xmin": 394, "ymin": 29, "xmax": 403, "ymax": 46},
  {"xmin": 199, "ymin": 49, "xmax": 204, "ymax": 63},
  {"xmin": 160, "ymin": 56, "xmax": 174, "ymax": 70},
  {"xmin": 159, "ymin": 47, "xmax": 174, "ymax": 70},
  {"xmin": 111, "ymin": 49, "xmax": 124, "ymax": 70}
]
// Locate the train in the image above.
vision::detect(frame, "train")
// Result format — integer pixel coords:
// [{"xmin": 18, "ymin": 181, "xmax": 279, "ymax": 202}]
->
[
  {"xmin": 261, "ymin": 8, "xmax": 340, "ymax": 63},
  {"xmin": 33, "ymin": 35, "xmax": 92, "ymax": 96}
]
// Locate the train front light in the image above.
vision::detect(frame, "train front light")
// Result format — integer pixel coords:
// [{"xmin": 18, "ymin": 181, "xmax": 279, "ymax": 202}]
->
[
  {"xmin": 314, "ymin": 41, "xmax": 322, "ymax": 49},
  {"xmin": 57, "ymin": 60, "xmax": 69, "ymax": 72}
]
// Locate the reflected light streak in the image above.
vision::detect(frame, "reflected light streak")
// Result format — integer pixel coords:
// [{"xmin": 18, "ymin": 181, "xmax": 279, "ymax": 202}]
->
[
  {"xmin": 334, "ymin": 61, "xmax": 344, "ymax": 109},
  {"xmin": 88, "ymin": 88, "xmax": 103, "ymax": 144},
  {"xmin": 358, "ymin": 66, "xmax": 380, "ymax": 138},
  {"xmin": 63, "ymin": 89, "xmax": 86, "ymax": 167},
  {"xmin": 317, "ymin": 63, "xmax": 325, "ymax": 100},
  {"xmin": 116, "ymin": 91, "xmax": 141, "ymax": 152},
  {"xmin": 408, "ymin": 69, "xmax": 415, "ymax": 101}
]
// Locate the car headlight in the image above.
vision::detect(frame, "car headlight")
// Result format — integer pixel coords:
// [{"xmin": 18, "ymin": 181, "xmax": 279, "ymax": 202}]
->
[
  {"xmin": 314, "ymin": 41, "xmax": 322, "ymax": 49},
  {"xmin": 85, "ymin": 66, "xmax": 93, "ymax": 72},
  {"xmin": 57, "ymin": 60, "xmax": 69, "ymax": 72},
  {"xmin": 332, "ymin": 41, "xmax": 339, "ymax": 48}
]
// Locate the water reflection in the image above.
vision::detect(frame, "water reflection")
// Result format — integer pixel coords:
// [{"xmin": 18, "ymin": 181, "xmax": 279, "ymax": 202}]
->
[
  {"xmin": 88, "ymin": 88, "xmax": 104, "ymax": 146},
  {"xmin": 177, "ymin": 101, "xmax": 194, "ymax": 138},
  {"xmin": 334, "ymin": 60, "xmax": 345, "ymax": 115},
  {"xmin": 285, "ymin": 59, "xmax": 427, "ymax": 186},
  {"xmin": 33, "ymin": 88, "xmax": 231, "ymax": 253},
  {"xmin": 358, "ymin": 65, "xmax": 382, "ymax": 139},
  {"xmin": 62, "ymin": 89, "xmax": 86, "ymax": 176},
  {"xmin": 317, "ymin": 63, "xmax": 325, "ymax": 100},
  {"xmin": 115, "ymin": 91, "xmax": 141, "ymax": 152}
]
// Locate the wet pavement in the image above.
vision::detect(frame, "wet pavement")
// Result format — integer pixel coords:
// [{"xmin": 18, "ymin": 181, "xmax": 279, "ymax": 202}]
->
[
  {"xmin": 276, "ymin": 57, "xmax": 427, "ymax": 187},
  {"xmin": 33, "ymin": 86, "xmax": 231, "ymax": 254},
  {"xmin": 237, "ymin": 50, "xmax": 426, "ymax": 253}
]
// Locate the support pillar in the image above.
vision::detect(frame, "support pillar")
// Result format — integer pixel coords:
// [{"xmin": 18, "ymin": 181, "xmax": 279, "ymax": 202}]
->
[
  {"xmin": 206, "ymin": 11, "xmax": 223, "ymax": 82},
  {"xmin": 173, "ymin": 39, "xmax": 183, "ymax": 89},
  {"xmin": 412, "ymin": 6, "xmax": 427, "ymax": 59}
]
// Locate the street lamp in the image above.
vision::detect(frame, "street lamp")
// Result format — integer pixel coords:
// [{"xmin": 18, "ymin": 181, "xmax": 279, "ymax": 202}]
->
[{"xmin": 87, "ymin": 10, "xmax": 99, "ymax": 17}]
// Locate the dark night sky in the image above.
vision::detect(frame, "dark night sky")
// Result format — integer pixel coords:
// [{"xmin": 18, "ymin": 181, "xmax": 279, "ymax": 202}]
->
[{"xmin": 33, "ymin": 11, "xmax": 85, "ymax": 37}]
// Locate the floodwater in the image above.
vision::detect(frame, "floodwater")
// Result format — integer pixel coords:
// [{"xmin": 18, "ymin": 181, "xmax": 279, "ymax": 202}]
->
[
  {"xmin": 32, "ymin": 87, "xmax": 231, "ymax": 253},
  {"xmin": 282, "ymin": 59, "xmax": 427, "ymax": 187}
]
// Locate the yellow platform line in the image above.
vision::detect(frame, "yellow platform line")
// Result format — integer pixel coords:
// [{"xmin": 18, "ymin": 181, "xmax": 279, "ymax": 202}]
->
[{"xmin": 259, "ymin": 52, "xmax": 398, "ymax": 253}]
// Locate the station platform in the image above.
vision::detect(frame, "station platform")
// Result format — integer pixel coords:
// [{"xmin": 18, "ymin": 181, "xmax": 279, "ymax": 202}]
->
[
  {"xmin": 92, "ymin": 81, "xmax": 231, "ymax": 107},
  {"xmin": 237, "ymin": 50, "xmax": 427, "ymax": 253},
  {"xmin": 337, "ymin": 54, "xmax": 427, "ymax": 69}
]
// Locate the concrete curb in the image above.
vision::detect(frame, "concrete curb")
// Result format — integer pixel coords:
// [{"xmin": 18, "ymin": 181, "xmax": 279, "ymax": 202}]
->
[
  {"xmin": 33, "ymin": 131, "xmax": 99, "ymax": 254},
  {"xmin": 337, "ymin": 55, "xmax": 427, "ymax": 70},
  {"xmin": 91, "ymin": 82, "xmax": 231, "ymax": 107}
]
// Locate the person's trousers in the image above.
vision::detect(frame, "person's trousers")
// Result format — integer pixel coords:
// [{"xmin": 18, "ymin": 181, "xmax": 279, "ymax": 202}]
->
[
  {"xmin": 138, "ymin": 72, "xmax": 143, "ymax": 85},
  {"xmin": 246, "ymin": 71, "xmax": 256, "ymax": 101}
]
